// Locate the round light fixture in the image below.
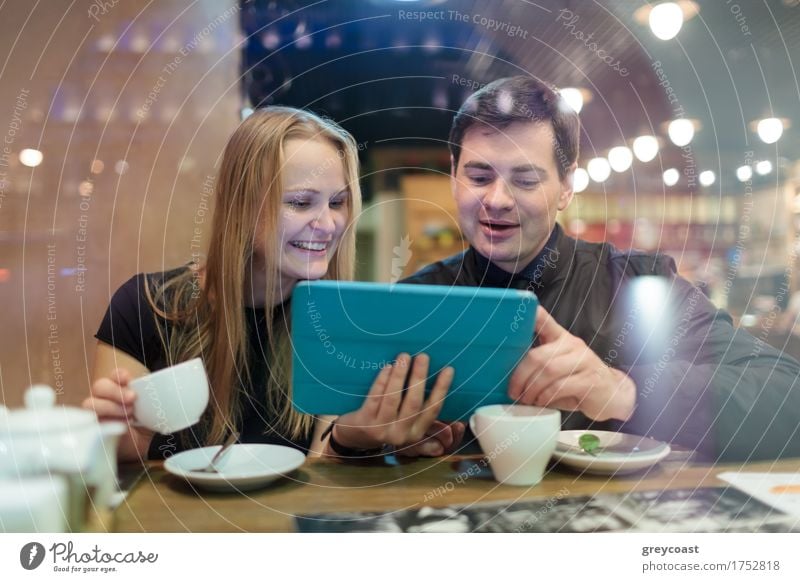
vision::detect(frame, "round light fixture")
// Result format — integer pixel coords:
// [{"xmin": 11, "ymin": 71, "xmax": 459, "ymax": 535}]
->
[
  {"xmin": 663, "ymin": 168, "xmax": 680, "ymax": 186},
  {"xmin": 699, "ymin": 170, "xmax": 716, "ymax": 186},
  {"xmin": 633, "ymin": 136, "xmax": 659, "ymax": 162},
  {"xmin": 608, "ymin": 146, "xmax": 634, "ymax": 172},
  {"xmin": 559, "ymin": 87, "xmax": 584, "ymax": 114},
  {"xmin": 19, "ymin": 149, "xmax": 43, "ymax": 167},
  {"xmin": 736, "ymin": 165, "xmax": 752, "ymax": 182},
  {"xmin": 755, "ymin": 160, "xmax": 773, "ymax": 175},
  {"xmin": 667, "ymin": 118, "xmax": 696, "ymax": 146},
  {"xmin": 756, "ymin": 118, "xmax": 784, "ymax": 144},
  {"xmin": 649, "ymin": 2, "xmax": 684, "ymax": 40},
  {"xmin": 572, "ymin": 168, "xmax": 589, "ymax": 193},
  {"xmin": 587, "ymin": 158, "xmax": 611, "ymax": 183}
]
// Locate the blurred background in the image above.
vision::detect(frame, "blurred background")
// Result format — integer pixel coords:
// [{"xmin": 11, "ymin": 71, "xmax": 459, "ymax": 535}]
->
[{"xmin": 1, "ymin": 0, "xmax": 799, "ymax": 406}]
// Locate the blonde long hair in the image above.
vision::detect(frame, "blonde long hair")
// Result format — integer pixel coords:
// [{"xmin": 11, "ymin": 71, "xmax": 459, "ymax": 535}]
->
[{"xmin": 147, "ymin": 107, "xmax": 362, "ymax": 446}]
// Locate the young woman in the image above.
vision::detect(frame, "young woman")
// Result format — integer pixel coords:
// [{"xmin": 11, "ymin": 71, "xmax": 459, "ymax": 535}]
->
[{"xmin": 83, "ymin": 107, "xmax": 464, "ymax": 461}]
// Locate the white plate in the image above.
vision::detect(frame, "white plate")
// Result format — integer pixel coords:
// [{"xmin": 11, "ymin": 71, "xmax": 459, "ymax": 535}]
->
[
  {"xmin": 552, "ymin": 430, "xmax": 671, "ymax": 475},
  {"xmin": 164, "ymin": 444, "xmax": 305, "ymax": 492}
]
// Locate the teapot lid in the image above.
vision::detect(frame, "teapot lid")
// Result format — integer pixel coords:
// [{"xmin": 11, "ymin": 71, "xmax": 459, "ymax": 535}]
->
[{"xmin": 0, "ymin": 384, "xmax": 97, "ymax": 433}]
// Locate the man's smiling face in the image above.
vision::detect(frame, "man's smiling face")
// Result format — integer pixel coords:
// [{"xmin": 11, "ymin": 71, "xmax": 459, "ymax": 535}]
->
[{"xmin": 452, "ymin": 121, "xmax": 575, "ymax": 274}]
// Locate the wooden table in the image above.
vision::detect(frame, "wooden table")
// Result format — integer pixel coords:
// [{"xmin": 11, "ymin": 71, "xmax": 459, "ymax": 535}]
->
[{"xmin": 110, "ymin": 454, "xmax": 800, "ymax": 532}]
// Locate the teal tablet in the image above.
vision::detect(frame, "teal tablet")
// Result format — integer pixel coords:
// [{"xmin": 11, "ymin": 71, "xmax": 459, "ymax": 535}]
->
[{"xmin": 291, "ymin": 281, "xmax": 537, "ymax": 420}]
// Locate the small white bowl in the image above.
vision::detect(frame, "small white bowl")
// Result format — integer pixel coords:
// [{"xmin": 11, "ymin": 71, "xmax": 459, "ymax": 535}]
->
[
  {"xmin": 552, "ymin": 430, "xmax": 671, "ymax": 475},
  {"xmin": 164, "ymin": 444, "xmax": 305, "ymax": 492}
]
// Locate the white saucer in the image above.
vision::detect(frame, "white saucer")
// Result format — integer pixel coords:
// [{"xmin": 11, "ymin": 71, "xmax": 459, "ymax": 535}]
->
[
  {"xmin": 164, "ymin": 444, "xmax": 306, "ymax": 492},
  {"xmin": 552, "ymin": 430, "xmax": 671, "ymax": 475}
]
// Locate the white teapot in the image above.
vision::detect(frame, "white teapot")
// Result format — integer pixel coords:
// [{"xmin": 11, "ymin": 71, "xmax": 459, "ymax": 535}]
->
[{"xmin": 0, "ymin": 384, "xmax": 126, "ymax": 510}]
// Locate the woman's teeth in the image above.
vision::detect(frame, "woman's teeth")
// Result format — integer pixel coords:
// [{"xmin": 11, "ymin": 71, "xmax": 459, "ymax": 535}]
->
[{"xmin": 291, "ymin": 241, "xmax": 327, "ymax": 251}]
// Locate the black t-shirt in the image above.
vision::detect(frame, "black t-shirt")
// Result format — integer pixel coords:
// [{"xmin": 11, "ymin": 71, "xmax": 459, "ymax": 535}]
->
[{"xmin": 95, "ymin": 269, "xmax": 312, "ymax": 459}]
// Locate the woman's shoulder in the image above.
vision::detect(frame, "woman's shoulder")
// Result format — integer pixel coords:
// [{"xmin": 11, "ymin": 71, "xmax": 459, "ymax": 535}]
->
[
  {"xmin": 96, "ymin": 266, "xmax": 194, "ymax": 369},
  {"xmin": 110, "ymin": 266, "xmax": 193, "ymax": 311}
]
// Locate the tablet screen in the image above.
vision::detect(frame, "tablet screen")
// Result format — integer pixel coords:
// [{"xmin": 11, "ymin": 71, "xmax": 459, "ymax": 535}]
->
[{"xmin": 291, "ymin": 281, "xmax": 537, "ymax": 420}]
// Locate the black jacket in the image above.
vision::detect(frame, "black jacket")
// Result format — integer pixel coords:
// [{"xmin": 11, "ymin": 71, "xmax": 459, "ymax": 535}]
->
[{"xmin": 402, "ymin": 224, "xmax": 800, "ymax": 461}]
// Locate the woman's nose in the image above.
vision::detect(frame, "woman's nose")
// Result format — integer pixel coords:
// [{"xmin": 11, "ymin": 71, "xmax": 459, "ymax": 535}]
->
[{"xmin": 311, "ymin": 207, "xmax": 336, "ymax": 233}]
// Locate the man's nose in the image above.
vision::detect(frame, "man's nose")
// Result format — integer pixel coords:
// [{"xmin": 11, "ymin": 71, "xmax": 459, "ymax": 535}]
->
[{"xmin": 483, "ymin": 178, "xmax": 514, "ymax": 211}]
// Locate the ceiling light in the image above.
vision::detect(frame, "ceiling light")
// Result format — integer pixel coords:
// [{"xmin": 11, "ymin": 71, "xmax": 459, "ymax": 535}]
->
[
  {"xmin": 587, "ymin": 158, "xmax": 611, "ymax": 183},
  {"xmin": 19, "ymin": 149, "xmax": 43, "ymax": 167},
  {"xmin": 736, "ymin": 165, "xmax": 752, "ymax": 182},
  {"xmin": 634, "ymin": 1, "xmax": 699, "ymax": 40},
  {"xmin": 649, "ymin": 3, "xmax": 684, "ymax": 40},
  {"xmin": 572, "ymin": 168, "xmax": 589, "ymax": 193},
  {"xmin": 755, "ymin": 160, "xmax": 773, "ymax": 175},
  {"xmin": 663, "ymin": 168, "xmax": 680, "ymax": 186},
  {"xmin": 559, "ymin": 88, "xmax": 584, "ymax": 114},
  {"xmin": 756, "ymin": 118, "xmax": 784, "ymax": 144},
  {"xmin": 667, "ymin": 118, "xmax": 695, "ymax": 146},
  {"xmin": 608, "ymin": 146, "xmax": 633, "ymax": 172},
  {"xmin": 632, "ymin": 136, "xmax": 659, "ymax": 162}
]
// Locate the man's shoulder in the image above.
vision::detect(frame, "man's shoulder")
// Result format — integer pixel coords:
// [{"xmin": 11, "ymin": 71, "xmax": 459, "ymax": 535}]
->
[
  {"xmin": 570, "ymin": 236, "xmax": 677, "ymax": 278},
  {"xmin": 400, "ymin": 251, "xmax": 470, "ymax": 285}
]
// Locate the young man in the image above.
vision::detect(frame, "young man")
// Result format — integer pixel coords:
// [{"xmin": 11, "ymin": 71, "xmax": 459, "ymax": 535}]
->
[{"xmin": 403, "ymin": 76, "xmax": 800, "ymax": 462}]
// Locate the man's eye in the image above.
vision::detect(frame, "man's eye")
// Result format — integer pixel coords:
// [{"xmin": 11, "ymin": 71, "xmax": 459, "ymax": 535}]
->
[
  {"xmin": 515, "ymin": 179, "xmax": 539, "ymax": 189},
  {"xmin": 468, "ymin": 175, "xmax": 493, "ymax": 186}
]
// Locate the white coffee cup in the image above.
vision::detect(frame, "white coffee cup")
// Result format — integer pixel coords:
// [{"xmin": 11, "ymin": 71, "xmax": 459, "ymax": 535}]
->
[
  {"xmin": 129, "ymin": 358, "xmax": 210, "ymax": 434},
  {"xmin": 469, "ymin": 404, "xmax": 561, "ymax": 486}
]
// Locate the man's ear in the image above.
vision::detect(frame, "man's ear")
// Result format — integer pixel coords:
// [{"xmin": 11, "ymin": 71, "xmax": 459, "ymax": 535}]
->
[{"xmin": 558, "ymin": 162, "xmax": 577, "ymax": 211}]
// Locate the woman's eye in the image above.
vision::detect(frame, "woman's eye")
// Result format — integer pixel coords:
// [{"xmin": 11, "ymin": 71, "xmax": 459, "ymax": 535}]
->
[
  {"xmin": 287, "ymin": 199, "xmax": 310, "ymax": 208},
  {"xmin": 329, "ymin": 198, "xmax": 346, "ymax": 209}
]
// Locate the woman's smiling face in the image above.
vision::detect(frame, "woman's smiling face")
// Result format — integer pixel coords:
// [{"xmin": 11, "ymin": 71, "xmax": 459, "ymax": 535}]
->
[{"xmin": 275, "ymin": 137, "xmax": 350, "ymax": 291}]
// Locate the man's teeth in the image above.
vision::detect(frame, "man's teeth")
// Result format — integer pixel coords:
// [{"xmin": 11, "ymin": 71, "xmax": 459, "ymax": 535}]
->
[{"xmin": 291, "ymin": 241, "xmax": 327, "ymax": 251}]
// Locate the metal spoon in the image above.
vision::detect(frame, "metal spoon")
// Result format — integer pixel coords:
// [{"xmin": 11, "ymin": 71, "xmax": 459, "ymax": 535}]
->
[{"xmin": 193, "ymin": 431, "xmax": 239, "ymax": 473}]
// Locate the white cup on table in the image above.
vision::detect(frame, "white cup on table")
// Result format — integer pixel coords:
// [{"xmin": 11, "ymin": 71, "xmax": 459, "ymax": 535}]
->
[
  {"xmin": 129, "ymin": 358, "xmax": 210, "ymax": 434},
  {"xmin": 470, "ymin": 404, "xmax": 561, "ymax": 486}
]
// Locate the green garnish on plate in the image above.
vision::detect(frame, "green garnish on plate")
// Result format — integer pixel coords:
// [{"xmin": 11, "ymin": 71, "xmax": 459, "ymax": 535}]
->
[{"xmin": 578, "ymin": 433, "xmax": 601, "ymax": 456}]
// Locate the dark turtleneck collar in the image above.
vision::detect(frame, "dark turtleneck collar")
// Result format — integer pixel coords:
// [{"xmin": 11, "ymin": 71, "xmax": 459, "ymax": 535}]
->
[{"xmin": 472, "ymin": 223, "xmax": 564, "ymax": 290}]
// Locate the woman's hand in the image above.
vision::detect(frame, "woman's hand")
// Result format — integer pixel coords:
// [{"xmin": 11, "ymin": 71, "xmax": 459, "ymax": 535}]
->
[
  {"xmin": 331, "ymin": 353, "xmax": 454, "ymax": 453},
  {"xmin": 395, "ymin": 420, "xmax": 467, "ymax": 457},
  {"xmin": 82, "ymin": 368, "xmax": 154, "ymax": 461}
]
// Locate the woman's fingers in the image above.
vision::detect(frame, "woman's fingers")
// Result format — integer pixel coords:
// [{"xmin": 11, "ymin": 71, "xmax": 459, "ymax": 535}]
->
[
  {"xmin": 421, "ymin": 365, "xmax": 453, "ymax": 416},
  {"xmin": 361, "ymin": 362, "xmax": 392, "ymax": 416},
  {"xmin": 397, "ymin": 354, "xmax": 430, "ymax": 420},
  {"xmin": 375, "ymin": 353, "xmax": 411, "ymax": 420},
  {"xmin": 395, "ymin": 435, "xmax": 444, "ymax": 457},
  {"xmin": 393, "ymin": 358, "xmax": 452, "ymax": 443},
  {"xmin": 110, "ymin": 368, "xmax": 132, "ymax": 387},
  {"xmin": 84, "ymin": 374, "xmax": 137, "ymax": 423},
  {"xmin": 91, "ymin": 377, "xmax": 136, "ymax": 405},
  {"xmin": 348, "ymin": 353, "xmax": 457, "ymax": 449},
  {"xmin": 81, "ymin": 396, "xmax": 131, "ymax": 420}
]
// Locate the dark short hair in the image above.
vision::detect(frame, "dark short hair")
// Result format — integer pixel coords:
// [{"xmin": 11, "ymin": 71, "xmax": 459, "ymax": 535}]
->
[{"xmin": 449, "ymin": 76, "xmax": 580, "ymax": 180}]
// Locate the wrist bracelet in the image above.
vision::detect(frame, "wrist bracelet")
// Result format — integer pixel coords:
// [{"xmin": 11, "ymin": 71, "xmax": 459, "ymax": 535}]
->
[{"xmin": 322, "ymin": 419, "xmax": 386, "ymax": 458}]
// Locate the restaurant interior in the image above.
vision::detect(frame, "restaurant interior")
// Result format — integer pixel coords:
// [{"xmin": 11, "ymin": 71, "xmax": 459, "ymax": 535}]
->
[
  {"xmin": 2, "ymin": 0, "xmax": 799, "ymax": 408},
  {"xmin": 1, "ymin": 0, "xmax": 800, "ymax": 536}
]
